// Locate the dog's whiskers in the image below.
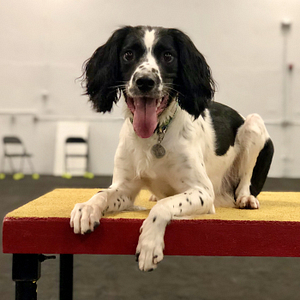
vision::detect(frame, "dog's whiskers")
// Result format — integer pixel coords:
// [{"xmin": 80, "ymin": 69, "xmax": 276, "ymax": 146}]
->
[
  {"xmin": 108, "ymin": 83, "xmax": 127, "ymax": 90},
  {"xmin": 163, "ymin": 85, "xmax": 184, "ymax": 98}
]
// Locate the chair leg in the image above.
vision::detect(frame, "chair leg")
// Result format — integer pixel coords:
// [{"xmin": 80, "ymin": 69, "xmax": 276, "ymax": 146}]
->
[
  {"xmin": 20, "ymin": 155, "xmax": 25, "ymax": 174},
  {"xmin": 64, "ymin": 154, "xmax": 70, "ymax": 175},
  {"xmin": 8, "ymin": 157, "xmax": 16, "ymax": 174},
  {"xmin": 0, "ymin": 156, "xmax": 6, "ymax": 178},
  {"xmin": 60, "ymin": 254, "xmax": 73, "ymax": 300},
  {"xmin": 26, "ymin": 156, "xmax": 36, "ymax": 174},
  {"xmin": 86, "ymin": 153, "xmax": 89, "ymax": 173}
]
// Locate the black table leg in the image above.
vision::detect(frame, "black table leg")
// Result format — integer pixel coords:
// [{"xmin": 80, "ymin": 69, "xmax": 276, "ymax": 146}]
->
[
  {"xmin": 13, "ymin": 254, "xmax": 41, "ymax": 300},
  {"xmin": 60, "ymin": 254, "xmax": 73, "ymax": 300},
  {"xmin": 12, "ymin": 254, "xmax": 72, "ymax": 299}
]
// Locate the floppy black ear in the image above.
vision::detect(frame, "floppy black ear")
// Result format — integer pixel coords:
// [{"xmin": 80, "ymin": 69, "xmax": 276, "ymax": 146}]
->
[
  {"xmin": 169, "ymin": 29, "xmax": 215, "ymax": 119},
  {"xmin": 83, "ymin": 26, "xmax": 133, "ymax": 113}
]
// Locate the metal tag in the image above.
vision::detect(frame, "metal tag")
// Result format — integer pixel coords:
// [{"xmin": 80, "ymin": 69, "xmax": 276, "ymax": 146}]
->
[{"xmin": 151, "ymin": 143, "xmax": 166, "ymax": 159}]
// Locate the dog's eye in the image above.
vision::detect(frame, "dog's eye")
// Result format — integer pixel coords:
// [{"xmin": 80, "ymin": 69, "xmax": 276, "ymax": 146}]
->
[
  {"xmin": 163, "ymin": 52, "xmax": 174, "ymax": 63},
  {"xmin": 123, "ymin": 51, "xmax": 134, "ymax": 62}
]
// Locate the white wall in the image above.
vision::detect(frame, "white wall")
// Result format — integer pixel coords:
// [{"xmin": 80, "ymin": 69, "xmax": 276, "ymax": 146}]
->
[{"xmin": 0, "ymin": 0, "xmax": 299, "ymax": 177}]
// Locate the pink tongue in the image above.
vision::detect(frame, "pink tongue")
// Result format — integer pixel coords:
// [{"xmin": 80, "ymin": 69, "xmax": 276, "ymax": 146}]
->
[{"xmin": 133, "ymin": 97, "xmax": 158, "ymax": 138}]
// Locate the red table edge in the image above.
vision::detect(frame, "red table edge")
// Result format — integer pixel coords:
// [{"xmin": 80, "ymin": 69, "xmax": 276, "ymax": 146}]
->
[{"xmin": 3, "ymin": 216, "xmax": 300, "ymax": 257}]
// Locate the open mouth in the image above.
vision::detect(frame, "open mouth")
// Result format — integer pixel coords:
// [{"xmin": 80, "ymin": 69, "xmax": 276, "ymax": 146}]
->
[{"xmin": 126, "ymin": 95, "xmax": 169, "ymax": 138}]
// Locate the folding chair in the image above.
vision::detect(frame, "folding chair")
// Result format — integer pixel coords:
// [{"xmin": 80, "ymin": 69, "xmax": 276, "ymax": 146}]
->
[
  {"xmin": 0, "ymin": 136, "xmax": 39, "ymax": 180},
  {"xmin": 63, "ymin": 137, "xmax": 94, "ymax": 179}
]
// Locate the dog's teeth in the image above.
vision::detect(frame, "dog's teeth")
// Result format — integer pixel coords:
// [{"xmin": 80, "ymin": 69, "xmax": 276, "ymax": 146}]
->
[{"xmin": 156, "ymin": 99, "xmax": 162, "ymax": 108}]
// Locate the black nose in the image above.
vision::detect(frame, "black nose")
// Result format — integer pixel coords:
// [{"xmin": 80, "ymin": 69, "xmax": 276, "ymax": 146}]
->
[{"xmin": 136, "ymin": 77, "xmax": 155, "ymax": 93}]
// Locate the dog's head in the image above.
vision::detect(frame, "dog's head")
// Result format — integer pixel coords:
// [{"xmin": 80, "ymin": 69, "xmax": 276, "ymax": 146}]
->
[{"xmin": 83, "ymin": 26, "xmax": 215, "ymax": 138}]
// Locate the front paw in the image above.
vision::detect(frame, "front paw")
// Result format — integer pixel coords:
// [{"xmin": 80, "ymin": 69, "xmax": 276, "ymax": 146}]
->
[
  {"xmin": 236, "ymin": 195, "xmax": 260, "ymax": 209},
  {"xmin": 70, "ymin": 203, "xmax": 101, "ymax": 234},
  {"xmin": 136, "ymin": 232, "xmax": 164, "ymax": 272}
]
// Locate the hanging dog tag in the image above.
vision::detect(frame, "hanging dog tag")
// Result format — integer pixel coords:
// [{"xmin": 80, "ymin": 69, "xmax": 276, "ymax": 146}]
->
[
  {"xmin": 151, "ymin": 143, "xmax": 166, "ymax": 159},
  {"xmin": 150, "ymin": 105, "xmax": 178, "ymax": 159}
]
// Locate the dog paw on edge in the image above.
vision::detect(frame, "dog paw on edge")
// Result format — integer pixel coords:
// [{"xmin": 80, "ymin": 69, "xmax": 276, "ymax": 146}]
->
[{"xmin": 70, "ymin": 203, "xmax": 102, "ymax": 235}]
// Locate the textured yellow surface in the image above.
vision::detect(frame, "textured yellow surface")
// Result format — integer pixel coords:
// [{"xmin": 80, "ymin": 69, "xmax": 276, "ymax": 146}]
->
[{"xmin": 5, "ymin": 189, "xmax": 300, "ymax": 222}]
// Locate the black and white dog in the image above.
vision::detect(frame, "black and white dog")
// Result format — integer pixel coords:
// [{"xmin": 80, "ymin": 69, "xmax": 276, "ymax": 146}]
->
[{"xmin": 70, "ymin": 26, "xmax": 274, "ymax": 271}]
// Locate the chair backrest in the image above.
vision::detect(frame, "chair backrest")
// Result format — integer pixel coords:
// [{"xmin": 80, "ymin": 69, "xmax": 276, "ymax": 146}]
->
[
  {"xmin": 66, "ymin": 137, "xmax": 86, "ymax": 144},
  {"xmin": 3, "ymin": 136, "xmax": 22, "ymax": 144},
  {"xmin": 65, "ymin": 137, "xmax": 88, "ymax": 155},
  {"xmin": 3, "ymin": 136, "xmax": 26, "ymax": 155}
]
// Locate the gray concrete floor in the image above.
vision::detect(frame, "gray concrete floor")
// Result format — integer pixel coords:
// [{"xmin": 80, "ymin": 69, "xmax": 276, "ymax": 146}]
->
[{"xmin": 1, "ymin": 176, "xmax": 300, "ymax": 300}]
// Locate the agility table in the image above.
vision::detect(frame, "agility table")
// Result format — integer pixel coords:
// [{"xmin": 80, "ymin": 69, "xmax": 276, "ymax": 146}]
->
[{"xmin": 3, "ymin": 189, "xmax": 300, "ymax": 299}]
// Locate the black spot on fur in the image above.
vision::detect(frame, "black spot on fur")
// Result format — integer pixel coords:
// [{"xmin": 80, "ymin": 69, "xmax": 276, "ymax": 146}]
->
[
  {"xmin": 153, "ymin": 216, "xmax": 157, "ymax": 223},
  {"xmin": 208, "ymin": 102, "xmax": 244, "ymax": 156},
  {"xmin": 199, "ymin": 196, "xmax": 204, "ymax": 206},
  {"xmin": 250, "ymin": 138, "xmax": 274, "ymax": 197},
  {"xmin": 179, "ymin": 203, "xmax": 182, "ymax": 207}
]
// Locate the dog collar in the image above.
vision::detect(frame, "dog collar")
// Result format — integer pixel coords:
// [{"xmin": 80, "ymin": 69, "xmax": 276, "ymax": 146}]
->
[{"xmin": 154, "ymin": 102, "xmax": 178, "ymax": 135}]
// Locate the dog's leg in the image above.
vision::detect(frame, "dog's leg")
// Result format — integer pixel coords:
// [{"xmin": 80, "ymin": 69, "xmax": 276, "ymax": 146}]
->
[
  {"xmin": 136, "ymin": 186, "xmax": 215, "ymax": 271},
  {"xmin": 234, "ymin": 114, "xmax": 271, "ymax": 209},
  {"xmin": 70, "ymin": 184, "xmax": 141, "ymax": 234}
]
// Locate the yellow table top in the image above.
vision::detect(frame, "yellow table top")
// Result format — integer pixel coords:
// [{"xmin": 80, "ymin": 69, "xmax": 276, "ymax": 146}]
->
[{"xmin": 5, "ymin": 189, "xmax": 300, "ymax": 222}]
